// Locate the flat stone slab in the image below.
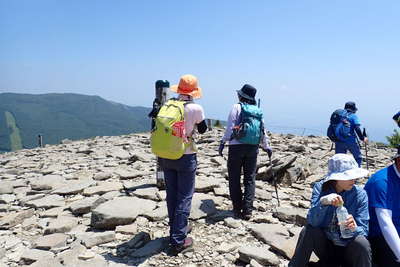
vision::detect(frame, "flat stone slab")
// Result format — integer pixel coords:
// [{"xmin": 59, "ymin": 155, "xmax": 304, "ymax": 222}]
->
[
  {"xmin": 44, "ymin": 217, "xmax": 79, "ymax": 234},
  {"xmin": 190, "ymin": 193, "xmax": 217, "ymax": 220},
  {"xmin": 30, "ymin": 175, "xmax": 65, "ymax": 191},
  {"xmin": 0, "ymin": 209, "xmax": 35, "ymax": 229},
  {"xmin": 25, "ymin": 195, "xmax": 65, "ymax": 209},
  {"xmin": 91, "ymin": 197, "xmax": 157, "ymax": 229},
  {"xmin": 70, "ymin": 197, "xmax": 99, "ymax": 215},
  {"xmin": 238, "ymin": 246, "xmax": 280, "ymax": 266},
  {"xmin": 273, "ymin": 206, "xmax": 307, "ymax": 226},
  {"xmin": 52, "ymin": 180, "xmax": 96, "ymax": 195},
  {"xmin": 20, "ymin": 249, "xmax": 54, "ymax": 264},
  {"xmin": 79, "ymin": 231, "xmax": 115, "ymax": 248},
  {"xmin": 83, "ymin": 182, "xmax": 123, "ymax": 196},
  {"xmin": 33, "ymin": 233, "xmax": 69, "ymax": 250},
  {"xmin": 132, "ymin": 187, "xmax": 160, "ymax": 201}
]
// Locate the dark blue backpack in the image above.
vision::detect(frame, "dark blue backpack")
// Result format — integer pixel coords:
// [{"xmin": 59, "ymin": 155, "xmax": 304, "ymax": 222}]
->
[
  {"xmin": 231, "ymin": 103, "xmax": 263, "ymax": 145},
  {"xmin": 327, "ymin": 109, "xmax": 351, "ymax": 142}
]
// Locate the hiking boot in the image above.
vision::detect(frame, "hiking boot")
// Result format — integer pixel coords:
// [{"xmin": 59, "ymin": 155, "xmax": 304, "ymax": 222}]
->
[
  {"xmin": 167, "ymin": 237, "xmax": 194, "ymax": 256},
  {"xmin": 233, "ymin": 209, "xmax": 242, "ymax": 219},
  {"xmin": 242, "ymin": 211, "xmax": 252, "ymax": 221}
]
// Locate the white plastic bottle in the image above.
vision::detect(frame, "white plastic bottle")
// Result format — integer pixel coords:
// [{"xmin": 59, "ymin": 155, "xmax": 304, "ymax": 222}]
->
[{"xmin": 336, "ymin": 205, "xmax": 353, "ymax": 239}]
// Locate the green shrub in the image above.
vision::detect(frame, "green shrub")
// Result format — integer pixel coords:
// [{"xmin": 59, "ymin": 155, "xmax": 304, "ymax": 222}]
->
[
  {"xmin": 386, "ymin": 129, "xmax": 400, "ymax": 148},
  {"xmin": 214, "ymin": 120, "xmax": 222, "ymax": 128}
]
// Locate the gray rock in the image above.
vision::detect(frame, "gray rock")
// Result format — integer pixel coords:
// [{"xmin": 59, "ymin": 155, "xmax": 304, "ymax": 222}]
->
[
  {"xmin": 0, "ymin": 182, "xmax": 13, "ymax": 194},
  {"xmin": 91, "ymin": 197, "xmax": 157, "ymax": 229},
  {"xmin": 0, "ymin": 194, "xmax": 16, "ymax": 204},
  {"xmin": 190, "ymin": 193, "xmax": 217, "ymax": 219},
  {"xmin": 93, "ymin": 172, "xmax": 112, "ymax": 181},
  {"xmin": 273, "ymin": 206, "xmax": 307, "ymax": 226},
  {"xmin": 131, "ymin": 237, "xmax": 168, "ymax": 257},
  {"xmin": 44, "ymin": 216, "xmax": 79, "ymax": 234},
  {"xmin": 25, "ymin": 194, "xmax": 65, "ymax": 209},
  {"xmin": 30, "ymin": 175, "xmax": 65, "ymax": 191},
  {"xmin": 70, "ymin": 196, "xmax": 99, "ymax": 215},
  {"xmin": 83, "ymin": 181, "xmax": 123, "ymax": 196},
  {"xmin": 0, "ymin": 209, "xmax": 34, "ymax": 229},
  {"xmin": 116, "ymin": 223, "xmax": 137, "ymax": 235},
  {"xmin": 52, "ymin": 180, "xmax": 96, "ymax": 195},
  {"xmin": 20, "ymin": 249, "xmax": 54, "ymax": 264},
  {"xmin": 132, "ymin": 187, "xmax": 160, "ymax": 201},
  {"xmin": 34, "ymin": 233, "xmax": 68, "ymax": 250},
  {"xmin": 238, "ymin": 246, "xmax": 280, "ymax": 266},
  {"xmin": 80, "ymin": 231, "xmax": 115, "ymax": 248}
]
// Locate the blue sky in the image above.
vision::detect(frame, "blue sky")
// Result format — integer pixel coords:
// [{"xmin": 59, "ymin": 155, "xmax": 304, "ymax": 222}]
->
[{"xmin": 1, "ymin": 1, "xmax": 399, "ymax": 142}]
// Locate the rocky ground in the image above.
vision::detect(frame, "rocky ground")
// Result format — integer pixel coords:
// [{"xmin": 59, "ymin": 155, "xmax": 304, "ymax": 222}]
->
[{"xmin": 0, "ymin": 128, "xmax": 395, "ymax": 267}]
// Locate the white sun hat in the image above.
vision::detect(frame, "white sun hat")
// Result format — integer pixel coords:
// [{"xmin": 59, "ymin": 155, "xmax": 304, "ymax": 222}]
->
[{"xmin": 323, "ymin": 153, "xmax": 369, "ymax": 182}]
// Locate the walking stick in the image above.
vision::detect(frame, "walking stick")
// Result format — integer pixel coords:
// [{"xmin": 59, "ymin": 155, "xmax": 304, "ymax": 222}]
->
[
  {"xmin": 269, "ymin": 155, "xmax": 280, "ymax": 207},
  {"xmin": 363, "ymin": 128, "xmax": 369, "ymax": 170}
]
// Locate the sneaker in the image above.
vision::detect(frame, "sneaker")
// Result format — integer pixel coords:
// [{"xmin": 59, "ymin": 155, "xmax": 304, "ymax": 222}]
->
[{"xmin": 167, "ymin": 237, "xmax": 194, "ymax": 256}]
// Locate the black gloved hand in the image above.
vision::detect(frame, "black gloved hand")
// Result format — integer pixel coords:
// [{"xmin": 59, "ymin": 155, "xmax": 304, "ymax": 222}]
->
[
  {"xmin": 262, "ymin": 147, "xmax": 272, "ymax": 158},
  {"xmin": 218, "ymin": 141, "xmax": 225, "ymax": 157}
]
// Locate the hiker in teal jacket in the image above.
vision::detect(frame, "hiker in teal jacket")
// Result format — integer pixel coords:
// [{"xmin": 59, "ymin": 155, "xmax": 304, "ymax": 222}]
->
[
  {"xmin": 335, "ymin": 101, "xmax": 368, "ymax": 167},
  {"xmin": 218, "ymin": 84, "xmax": 272, "ymax": 220},
  {"xmin": 289, "ymin": 154, "xmax": 371, "ymax": 267}
]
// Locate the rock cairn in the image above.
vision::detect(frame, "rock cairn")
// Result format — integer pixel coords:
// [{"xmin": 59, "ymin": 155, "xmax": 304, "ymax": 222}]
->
[{"xmin": 0, "ymin": 128, "xmax": 395, "ymax": 267}]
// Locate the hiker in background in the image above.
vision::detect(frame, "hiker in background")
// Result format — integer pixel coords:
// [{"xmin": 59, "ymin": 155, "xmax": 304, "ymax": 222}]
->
[
  {"xmin": 335, "ymin": 101, "xmax": 368, "ymax": 167},
  {"xmin": 218, "ymin": 84, "xmax": 272, "ymax": 220},
  {"xmin": 364, "ymin": 147, "xmax": 400, "ymax": 266},
  {"xmin": 289, "ymin": 154, "xmax": 371, "ymax": 267},
  {"xmin": 158, "ymin": 74, "xmax": 207, "ymax": 256},
  {"xmin": 394, "ymin": 111, "xmax": 400, "ymax": 128}
]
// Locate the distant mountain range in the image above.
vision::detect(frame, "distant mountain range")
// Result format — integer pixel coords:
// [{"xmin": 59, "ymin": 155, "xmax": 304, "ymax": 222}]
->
[{"xmin": 0, "ymin": 93, "xmax": 152, "ymax": 152}]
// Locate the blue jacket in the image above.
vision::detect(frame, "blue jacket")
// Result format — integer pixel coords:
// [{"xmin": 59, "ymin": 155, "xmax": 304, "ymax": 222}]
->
[{"xmin": 307, "ymin": 180, "xmax": 369, "ymax": 246}]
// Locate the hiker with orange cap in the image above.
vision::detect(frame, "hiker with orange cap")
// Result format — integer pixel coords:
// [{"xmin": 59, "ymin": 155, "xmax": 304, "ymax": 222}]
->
[
  {"xmin": 156, "ymin": 74, "xmax": 207, "ymax": 256},
  {"xmin": 219, "ymin": 84, "xmax": 272, "ymax": 220}
]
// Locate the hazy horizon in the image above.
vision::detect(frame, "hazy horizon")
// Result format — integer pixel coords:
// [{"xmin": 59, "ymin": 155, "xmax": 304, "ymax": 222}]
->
[{"xmin": 1, "ymin": 1, "xmax": 399, "ymax": 142}]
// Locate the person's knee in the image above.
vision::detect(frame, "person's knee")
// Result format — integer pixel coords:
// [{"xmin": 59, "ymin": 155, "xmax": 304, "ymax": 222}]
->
[
  {"xmin": 302, "ymin": 224, "xmax": 325, "ymax": 238},
  {"xmin": 351, "ymin": 236, "xmax": 371, "ymax": 255}
]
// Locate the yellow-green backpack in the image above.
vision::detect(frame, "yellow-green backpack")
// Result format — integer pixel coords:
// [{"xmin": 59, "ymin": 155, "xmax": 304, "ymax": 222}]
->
[{"xmin": 150, "ymin": 99, "xmax": 189, "ymax": 159}]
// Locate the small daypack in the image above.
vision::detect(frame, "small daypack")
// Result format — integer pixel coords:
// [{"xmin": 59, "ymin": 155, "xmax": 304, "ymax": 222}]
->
[
  {"xmin": 231, "ymin": 103, "xmax": 263, "ymax": 145},
  {"xmin": 150, "ymin": 98, "xmax": 189, "ymax": 159},
  {"xmin": 327, "ymin": 109, "xmax": 351, "ymax": 142}
]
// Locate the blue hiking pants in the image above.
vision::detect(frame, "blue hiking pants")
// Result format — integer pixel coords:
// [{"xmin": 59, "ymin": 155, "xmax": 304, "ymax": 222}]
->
[
  {"xmin": 335, "ymin": 141, "xmax": 362, "ymax": 167},
  {"xmin": 227, "ymin": 144, "xmax": 258, "ymax": 214},
  {"xmin": 160, "ymin": 154, "xmax": 197, "ymax": 246}
]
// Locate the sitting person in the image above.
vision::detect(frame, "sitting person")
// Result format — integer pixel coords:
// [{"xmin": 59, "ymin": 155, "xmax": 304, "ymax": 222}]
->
[
  {"xmin": 364, "ymin": 147, "xmax": 400, "ymax": 266},
  {"xmin": 289, "ymin": 153, "xmax": 371, "ymax": 267}
]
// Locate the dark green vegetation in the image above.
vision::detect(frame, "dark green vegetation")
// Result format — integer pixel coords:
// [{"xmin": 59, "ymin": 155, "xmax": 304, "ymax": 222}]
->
[
  {"xmin": 0, "ymin": 93, "xmax": 151, "ymax": 152},
  {"xmin": 386, "ymin": 129, "xmax": 400, "ymax": 148}
]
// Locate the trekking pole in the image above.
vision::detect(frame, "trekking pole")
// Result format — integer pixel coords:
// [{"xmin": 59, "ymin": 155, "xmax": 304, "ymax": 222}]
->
[
  {"xmin": 269, "ymin": 155, "xmax": 280, "ymax": 207},
  {"xmin": 363, "ymin": 128, "xmax": 369, "ymax": 170}
]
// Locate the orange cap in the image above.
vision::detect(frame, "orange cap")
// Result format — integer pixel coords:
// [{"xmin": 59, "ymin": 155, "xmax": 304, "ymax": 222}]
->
[{"xmin": 170, "ymin": 74, "xmax": 202, "ymax": 99}]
